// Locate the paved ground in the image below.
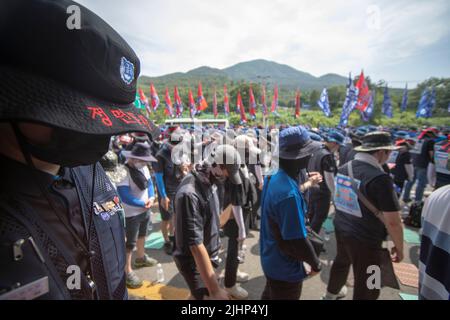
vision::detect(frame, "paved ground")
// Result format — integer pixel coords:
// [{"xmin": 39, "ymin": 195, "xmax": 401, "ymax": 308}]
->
[{"xmin": 129, "ymin": 196, "xmax": 422, "ymax": 300}]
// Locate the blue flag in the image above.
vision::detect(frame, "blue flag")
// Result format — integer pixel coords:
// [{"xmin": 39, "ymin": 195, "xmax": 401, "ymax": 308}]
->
[
  {"xmin": 317, "ymin": 88, "xmax": 331, "ymax": 117},
  {"xmin": 400, "ymin": 84, "xmax": 408, "ymax": 112},
  {"xmin": 361, "ymin": 90, "xmax": 375, "ymax": 122},
  {"xmin": 416, "ymin": 88, "xmax": 429, "ymax": 118},
  {"xmin": 339, "ymin": 73, "xmax": 358, "ymax": 127},
  {"xmin": 382, "ymin": 86, "xmax": 393, "ymax": 118},
  {"xmin": 426, "ymin": 87, "xmax": 436, "ymax": 118}
]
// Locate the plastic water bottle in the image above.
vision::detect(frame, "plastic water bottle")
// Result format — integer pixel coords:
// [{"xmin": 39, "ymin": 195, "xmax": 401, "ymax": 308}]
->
[
  {"xmin": 324, "ymin": 231, "xmax": 331, "ymax": 242},
  {"xmin": 156, "ymin": 263, "xmax": 165, "ymax": 283},
  {"xmin": 238, "ymin": 244, "xmax": 247, "ymax": 263}
]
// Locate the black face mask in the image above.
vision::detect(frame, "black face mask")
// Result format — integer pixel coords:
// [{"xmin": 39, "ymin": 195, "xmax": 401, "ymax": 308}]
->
[
  {"xmin": 13, "ymin": 124, "xmax": 111, "ymax": 168},
  {"xmin": 279, "ymin": 154, "xmax": 312, "ymax": 180}
]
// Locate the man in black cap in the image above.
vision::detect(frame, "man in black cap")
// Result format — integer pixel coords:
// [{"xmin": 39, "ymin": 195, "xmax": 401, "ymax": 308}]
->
[
  {"xmin": 325, "ymin": 132, "xmax": 404, "ymax": 300},
  {"xmin": 307, "ymin": 130, "xmax": 345, "ymax": 234},
  {"xmin": 0, "ymin": 0, "xmax": 158, "ymax": 299},
  {"xmin": 153, "ymin": 126, "xmax": 186, "ymax": 255},
  {"xmin": 173, "ymin": 144, "xmax": 244, "ymax": 300}
]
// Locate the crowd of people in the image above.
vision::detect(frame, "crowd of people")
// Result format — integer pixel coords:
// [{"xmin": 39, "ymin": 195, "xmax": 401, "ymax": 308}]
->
[
  {"xmin": 1, "ymin": 0, "xmax": 448, "ymax": 301},
  {"xmin": 104, "ymin": 122, "xmax": 450, "ymax": 300}
]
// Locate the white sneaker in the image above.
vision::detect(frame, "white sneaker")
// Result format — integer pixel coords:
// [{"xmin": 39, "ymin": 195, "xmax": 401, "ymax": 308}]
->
[
  {"xmin": 337, "ymin": 285, "xmax": 347, "ymax": 299},
  {"xmin": 321, "ymin": 292, "xmax": 338, "ymax": 300},
  {"xmin": 225, "ymin": 284, "xmax": 249, "ymax": 300},
  {"xmin": 236, "ymin": 270, "xmax": 249, "ymax": 283},
  {"xmin": 321, "ymin": 286, "xmax": 348, "ymax": 300}
]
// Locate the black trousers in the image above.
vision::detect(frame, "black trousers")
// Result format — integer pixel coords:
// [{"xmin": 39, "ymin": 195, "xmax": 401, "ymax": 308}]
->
[
  {"xmin": 223, "ymin": 209, "xmax": 250, "ymax": 288},
  {"xmin": 173, "ymin": 256, "xmax": 209, "ymax": 300},
  {"xmin": 309, "ymin": 191, "xmax": 331, "ymax": 234},
  {"xmin": 249, "ymin": 188, "xmax": 262, "ymax": 230},
  {"xmin": 327, "ymin": 231, "xmax": 382, "ymax": 300},
  {"xmin": 223, "ymin": 218, "xmax": 240, "ymax": 288},
  {"xmin": 261, "ymin": 277, "xmax": 303, "ymax": 300}
]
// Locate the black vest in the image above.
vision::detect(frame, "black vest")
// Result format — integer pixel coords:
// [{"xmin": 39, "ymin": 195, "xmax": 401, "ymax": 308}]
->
[
  {"xmin": 308, "ymin": 145, "xmax": 334, "ymax": 196},
  {"xmin": 334, "ymin": 160, "xmax": 389, "ymax": 246},
  {"xmin": 0, "ymin": 163, "xmax": 127, "ymax": 300}
]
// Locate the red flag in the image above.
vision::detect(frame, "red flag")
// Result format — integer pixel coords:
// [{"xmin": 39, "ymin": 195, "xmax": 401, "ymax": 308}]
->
[
  {"xmin": 355, "ymin": 71, "xmax": 370, "ymax": 112},
  {"xmin": 164, "ymin": 88, "xmax": 174, "ymax": 117},
  {"xmin": 295, "ymin": 90, "xmax": 301, "ymax": 118},
  {"xmin": 271, "ymin": 85, "xmax": 279, "ymax": 113},
  {"xmin": 138, "ymin": 88, "xmax": 152, "ymax": 115},
  {"xmin": 237, "ymin": 92, "xmax": 247, "ymax": 122},
  {"xmin": 138, "ymin": 88, "xmax": 146, "ymax": 101},
  {"xmin": 196, "ymin": 82, "xmax": 208, "ymax": 112},
  {"xmin": 174, "ymin": 86, "xmax": 183, "ymax": 117},
  {"xmin": 149, "ymin": 83, "xmax": 160, "ymax": 110},
  {"xmin": 188, "ymin": 89, "xmax": 196, "ymax": 118},
  {"xmin": 249, "ymin": 85, "xmax": 257, "ymax": 120},
  {"xmin": 213, "ymin": 88, "xmax": 218, "ymax": 118},
  {"xmin": 224, "ymin": 84, "xmax": 230, "ymax": 115}
]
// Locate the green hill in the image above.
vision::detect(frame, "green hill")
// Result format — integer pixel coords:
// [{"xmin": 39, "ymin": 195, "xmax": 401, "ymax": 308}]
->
[{"xmin": 139, "ymin": 59, "xmax": 347, "ymax": 91}]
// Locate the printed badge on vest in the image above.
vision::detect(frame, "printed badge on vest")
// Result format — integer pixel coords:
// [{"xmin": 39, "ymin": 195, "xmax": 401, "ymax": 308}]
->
[
  {"xmin": 93, "ymin": 196, "xmax": 123, "ymax": 221},
  {"xmin": 434, "ymin": 150, "xmax": 450, "ymax": 175},
  {"xmin": 334, "ymin": 174, "xmax": 362, "ymax": 218}
]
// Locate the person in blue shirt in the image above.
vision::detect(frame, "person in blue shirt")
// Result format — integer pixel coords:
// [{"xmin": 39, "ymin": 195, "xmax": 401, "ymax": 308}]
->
[
  {"xmin": 260, "ymin": 126, "xmax": 322, "ymax": 300},
  {"xmin": 117, "ymin": 143, "xmax": 158, "ymax": 288}
]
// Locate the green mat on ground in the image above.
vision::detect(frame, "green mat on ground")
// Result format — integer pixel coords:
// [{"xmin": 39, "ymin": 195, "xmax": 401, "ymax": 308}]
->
[
  {"xmin": 323, "ymin": 217, "xmax": 335, "ymax": 233},
  {"xmin": 404, "ymin": 228, "xmax": 420, "ymax": 244},
  {"xmin": 399, "ymin": 293, "xmax": 418, "ymax": 300},
  {"xmin": 145, "ymin": 231, "xmax": 165, "ymax": 249},
  {"xmin": 152, "ymin": 212, "xmax": 162, "ymax": 223}
]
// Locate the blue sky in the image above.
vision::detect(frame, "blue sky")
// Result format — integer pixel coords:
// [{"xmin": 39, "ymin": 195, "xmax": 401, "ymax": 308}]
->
[{"xmin": 78, "ymin": 0, "xmax": 450, "ymax": 88}]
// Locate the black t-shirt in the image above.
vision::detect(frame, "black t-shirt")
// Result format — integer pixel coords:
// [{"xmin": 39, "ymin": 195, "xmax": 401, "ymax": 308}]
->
[
  {"xmin": 322, "ymin": 153, "xmax": 337, "ymax": 173},
  {"xmin": 366, "ymin": 175, "xmax": 400, "ymax": 212},
  {"xmin": 309, "ymin": 146, "xmax": 337, "ymax": 197},
  {"xmin": 222, "ymin": 179, "xmax": 245, "ymax": 208},
  {"xmin": 153, "ymin": 143, "xmax": 183, "ymax": 195},
  {"xmin": 173, "ymin": 171, "xmax": 220, "ymax": 259},
  {"xmin": 414, "ymin": 139, "xmax": 435, "ymax": 168},
  {"xmin": 318, "ymin": 152, "xmax": 337, "ymax": 195},
  {"xmin": 392, "ymin": 151, "xmax": 412, "ymax": 182}
]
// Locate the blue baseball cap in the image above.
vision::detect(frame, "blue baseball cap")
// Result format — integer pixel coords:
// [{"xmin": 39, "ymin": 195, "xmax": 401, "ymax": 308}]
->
[
  {"xmin": 394, "ymin": 131, "xmax": 409, "ymax": 139},
  {"xmin": 325, "ymin": 130, "xmax": 345, "ymax": 146},
  {"xmin": 278, "ymin": 126, "xmax": 316, "ymax": 160},
  {"xmin": 309, "ymin": 131, "xmax": 324, "ymax": 142}
]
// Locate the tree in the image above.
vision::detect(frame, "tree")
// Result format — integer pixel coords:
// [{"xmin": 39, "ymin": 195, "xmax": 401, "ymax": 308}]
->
[{"xmin": 309, "ymin": 90, "xmax": 320, "ymax": 109}]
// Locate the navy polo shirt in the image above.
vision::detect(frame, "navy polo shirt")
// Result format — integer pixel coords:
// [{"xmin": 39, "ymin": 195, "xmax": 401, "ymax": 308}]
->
[{"xmin": 260, "ymin": 169, "xmax": 308, "ymax": 283}]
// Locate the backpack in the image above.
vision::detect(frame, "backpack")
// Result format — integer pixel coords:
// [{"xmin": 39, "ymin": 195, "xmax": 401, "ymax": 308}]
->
[{"xmin": 404, "ymin": 202, "xmax": 424, "ymax": 228}]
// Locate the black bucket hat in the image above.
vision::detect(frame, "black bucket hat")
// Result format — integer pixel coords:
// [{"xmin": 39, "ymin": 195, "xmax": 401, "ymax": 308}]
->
[
  {"xmin": 122, "ymin": 143, "xmax": 157, "ymax": 162},
  {"xmin": 0, "ymin": 0, "xmax": 159, "ymax": 139},
  {"xmin": 355, "ymin": 131, "xmax": 400, "ymax": 152}
]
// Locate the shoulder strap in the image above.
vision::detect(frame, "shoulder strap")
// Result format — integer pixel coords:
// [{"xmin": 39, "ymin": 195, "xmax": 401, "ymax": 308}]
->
[{"xmin": 347, "ymin": 161, "xmax": 385, "ymax": 223}]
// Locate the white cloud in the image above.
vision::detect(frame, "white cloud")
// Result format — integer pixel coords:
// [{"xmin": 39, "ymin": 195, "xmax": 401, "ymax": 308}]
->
[{"xmin": 78, "ymin": 0, "xmax": 450, "ymax": 84}]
